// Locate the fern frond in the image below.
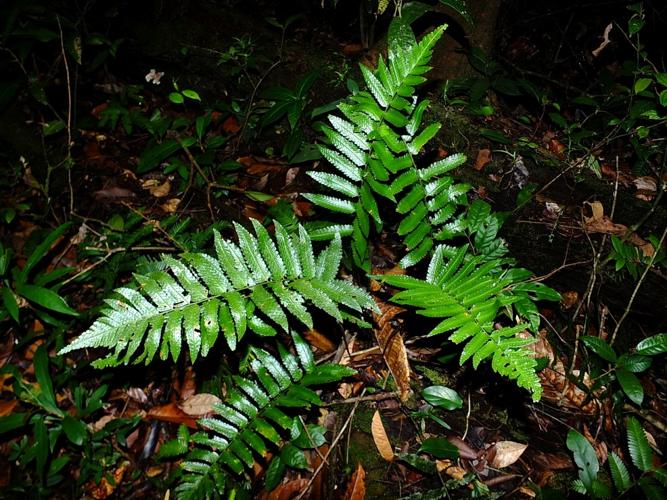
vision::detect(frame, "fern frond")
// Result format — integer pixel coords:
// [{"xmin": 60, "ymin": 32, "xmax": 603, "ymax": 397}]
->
[
  {"xmin": 59, "ymin": 221, "xmax": 375, "ymax": 367},
  {"xmin": 175, "ymin": 332, "xmax": 355, "ymax": 500},
  {"xmin": 377, "ymin": 245, "xmax": 543, "ymax": 401},
  {"xmin": 305, "ymin": 23, "xmax": 474, "ymax": 269}
]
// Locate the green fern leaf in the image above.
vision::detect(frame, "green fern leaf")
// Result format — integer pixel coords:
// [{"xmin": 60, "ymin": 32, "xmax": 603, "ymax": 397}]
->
[
  {"xmin": 175, "ymin": 332, "xmax": 354, "ymax": 499},
  {"xmin": 379, "ymin": 245, "xmax": 543, "ymax": 401},
  {"xmin": 627, "ymin": 416, "xmax": 653, "ymax": 472},
  {"xmin": 60, "ymin": 222, "xmax": 374, "ymax": 366},
  {"xmin": 608, "ymin": 451, "xmax": 631, "ymax": 492}
]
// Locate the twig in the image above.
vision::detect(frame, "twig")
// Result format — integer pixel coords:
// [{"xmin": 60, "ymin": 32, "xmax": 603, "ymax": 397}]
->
[
  {"xmin": 296, "ymin": 389, "xmax": 366, "ymax": 500},
  {"xmin": 57, "ymin": 16, "xmax": 75, "ymax": 215},
  {"xmin": 324, "ymin": 391, "xmax": 398, "ymax": 406},
  {"xmin": 62, "ymin": 245, "xmax": 176, "ymax": 286},
  {"xmin": 610, "ymin": 226, "xmax": 667, "ymax": 345}
]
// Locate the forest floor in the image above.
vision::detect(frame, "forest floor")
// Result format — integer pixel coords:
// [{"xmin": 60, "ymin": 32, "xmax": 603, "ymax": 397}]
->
[{"xmin": 0, "ymin": 1, "xmax": 666, "ymax": 499}]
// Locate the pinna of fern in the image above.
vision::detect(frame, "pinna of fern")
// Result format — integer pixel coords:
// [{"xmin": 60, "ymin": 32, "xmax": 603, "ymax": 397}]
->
[
  {"xmin": 159, "ymin": 331, "xmax": 357, "ymax": 500},
  {"xmin": 304, "ymin": 20, "xmax": 473, "ymax": 269},
  {"xmin": 59, "ymin": 220, "xmax": 376, "ymax": 367},
  {"xmin": 375, "ymin": 244, "xmax": 546, "ymax": 401}
]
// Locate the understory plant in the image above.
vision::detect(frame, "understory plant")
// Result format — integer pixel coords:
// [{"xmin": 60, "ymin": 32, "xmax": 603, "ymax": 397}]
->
[{"xmin": 60, "ymin": 18, "xmax": 556, "ymax": 498}]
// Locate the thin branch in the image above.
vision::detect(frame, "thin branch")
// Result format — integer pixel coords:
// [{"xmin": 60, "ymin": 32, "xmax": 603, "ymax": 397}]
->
[
  {"xmin": 296, "ymin": 389, "xmax": 366, "ymax": 500},
  {"xmin": 610, "ymin": 225, "xmax": 667, "ymax": 345}
]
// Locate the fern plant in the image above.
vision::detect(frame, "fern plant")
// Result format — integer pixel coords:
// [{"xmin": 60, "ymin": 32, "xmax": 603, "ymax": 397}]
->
[
  {"xmin": 568, "ymin": 417, "xmax": 666, "ymax": 498},
  {"xmin": 160, "ymin": 332, "xmax": 354, "ymax": 499},
  {"xmin": 375, "ymin": 244, "xmax": 543, "ymax": 401},
  {"xmin": 305, "ymin": 21, "xmax": 472, "ymax": 270},
  {"xmin": 59, "ymin": 220, "xmax": 375, "ymax": 367}
]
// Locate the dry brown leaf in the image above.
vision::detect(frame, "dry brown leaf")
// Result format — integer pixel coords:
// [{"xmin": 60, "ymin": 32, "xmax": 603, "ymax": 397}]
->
[
  {"xmin": 179, "ymin": 393, "xmax": 222, "ymax": 417},
  {"xmin": 373, "ymin": 298, "xmax": 411, "ymax": 401},
  {"xmin": 371, "ymin": 410, "xmax": 394, "ymax": 461},
  {"xmin": 160, "ymin": 198, "xmax": 181, "ymax": 213},
  {"xmin": 147, "ymin": 402, "xmax": 198, "ymax": 428},
  {"xmin": 338, "ymin": 338, "xmax": 356, "ymax": 398},
  {"xmin": 222, "ymin": 116, "xmax": 241, "ymax": 134},
  {"xmin": 284, "ymin": 167, "xmax": 299, "ymax": 186},
  {"xmin": 304, "ymin": 329, "xmax": 336, "ymax": 353},
  {"xmin": 436, "ymin": 460, "xmax": 466, "ymax": 480},
  {"xmin": 142, "ymin": 179, "xmax": 171, "ymax": 198},
  {"xmin": 262, "ymin": 478, "xmax": 309, "ymax": 500},
  {"xmin": 89, "ymin": 414, "xmax": 115, "ymax": 432},
  {"xmin": 127, "ymin": 387, "xmax": 148, "ymax": 403},
  {"xmin": 519, "ymin": 329, "xmax": 600, "ymax": 414},
  {"xmin": 342, "ymin": 463, "xmax": 366, "ymax": 500},
  {"xmin": 85, "ymin": 461, "xmax": 129, "ymax": 499},
  {"xmin": 489, "ymin": 441, "xmax": 528, "ymax": 468},
  {"xmin": 591, "ymin": 23, "xmax": 613, "ymax": 57},
  {"xmin": 0, "ymin": 399, "xmax": 18, "ymax": 417},
  {"xmin": 583, "ymin": 201, "xmax": 604, "ymax": 223},
  {"xmin": 560, "ymin": 291, "xmax": 579, "ymax": 310},
  {"xmin": 474, "ymin": 148, "xmax": 492, "ymax": 171}
]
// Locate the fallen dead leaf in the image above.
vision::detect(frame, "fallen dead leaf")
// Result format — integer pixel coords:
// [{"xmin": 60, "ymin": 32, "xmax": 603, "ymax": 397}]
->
[
  {"xmin": 373, "ymin": 298, "xmax": 411, "ymax": 401},
  {"xmin": 142, "ymin": 179, "xmax": 171, "ymax": 198},
  {"xmin": 474, "ymin": 148, "xmax": 492, "ymax": 171},
  {"xmin": 591, "ymin": 23, "xmax": 613, "ymax": 57},
  {"xmin": 85, "ymin": 461, "xmax": 129, "ymax": 499},
  {"xmin": 338, "ymin": 338, "xmax": 356, "ymax": 398},
  {"xmin": 371, "ymin": 410, "xmax": 394, "ymax": 461},
  {"xmin": 489, "ymin": 441, "xmax": 528, "ymax": 468},
  {"xmin": 179, "ymin": 393, "xmax": 222, "ymax": 417},
  {"xmin": 222, "ymin": 116, "xmax": 241, "ymax": 134},
  {"xmin": 147, "ymin": 402, "xmax": 198, "ymax": 428},
  {"xmin": 583, "ymin": 201, "xmax": 604, "ymax": 223},
  {"xmin": 261, "ymin": 478, "xmax": 310, "ymax": 500},
  {"xmin": 304, "ymin": 329, "xmax": 336, "ymax": 353},
  {"xmin": 342, "ymin": 463, "xmax": 366, "ymax": 500},
  {"xmin": 160, "ymin": 198, "xmax": 181, "ymax": 213},
  {"xmin": 0, "ymin": 399, "xmax": 18, "ymax": 417},
  {"xmin": 89, "ymin": 414, "xmax": 116, "ymax": 432},
  {"xmin": 560, "ymin": 291, "xmax": 579, "ymax": 310},
  {"xmin": 284, "ymin": 167, "xmax": 299, "ymax": 186},
  {"xmin": 436, "ymin": 459, "xmax": 466, "ymax": 480},
  {"xmin": 127, "ymin": 387, "xmax": 148, "ymax": 404}
]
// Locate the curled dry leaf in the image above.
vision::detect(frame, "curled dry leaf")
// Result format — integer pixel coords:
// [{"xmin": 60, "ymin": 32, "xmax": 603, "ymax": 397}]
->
[
  {"xmin": 179, "ymin": 393, "xmax": 222, "ymax": 417},
  {"xmin": 373, "ymin": 297, "xmax": 411, "ymax": 401},
  {"xmin": 489, "ymin": 441, "xmax": 528, "ymax": 468},
  {"xmin": 591, "ymin": 23, "xmax": 613, "ymax": 57},
  {"xmin": 160, "ymin": 198, "xmax": 181, "ymax": 213},
  {"xmin": 141, "ymin": 178, "xmax": 171, "ymax": 198},
  {"xmin": 519, "ymin": 330, "xmax": 600, "ymax": 414},
  {"xmin": 436, "ymin": 460, "xmax": 466, "ymax": 480},
  {"xmin": 474, "ymin": 148, "xmax": 492, "ymax": 171},
  {"xmin": 342, "ymin": 463, "xmax": 366, "ymax": 500},
  {"xmin": 371, "ymin": 410, "xmax": 394, "ymax": 461}
]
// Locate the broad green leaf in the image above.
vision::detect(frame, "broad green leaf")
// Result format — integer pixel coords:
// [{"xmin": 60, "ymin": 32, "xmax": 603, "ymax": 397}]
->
[
  {"xmin": 62, "ymin": 415, "xmax": 88, "ymax": 446},
  {"xmin": 422, "ymin": 385, "xmax": 463, "ymax": 410},
  {"xmin": 616, "ymin": 368, "xmax": 643, "ymax": 405},
  {"xmin": 582, "ymin": 336, "xmax": 617, "ymax": 363},
  {"xmin": 567, "ymin": 429, "xmax": 599, "ymax": 489},
  {"xmin": 636, "ymin": 333, "xmax": 667, "ymax": 355},
  {"xmin": 418, "ymin": 437, "xmax": 459, "ymax": 459}
]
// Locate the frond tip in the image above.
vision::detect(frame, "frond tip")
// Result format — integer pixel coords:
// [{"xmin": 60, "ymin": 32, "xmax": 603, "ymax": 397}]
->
[{"xmin": 59, "ymin": 221, "xmax": 376, "ymax": 367}]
